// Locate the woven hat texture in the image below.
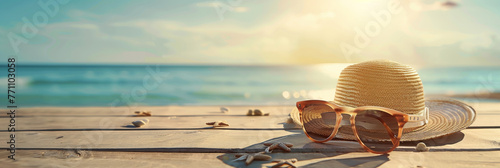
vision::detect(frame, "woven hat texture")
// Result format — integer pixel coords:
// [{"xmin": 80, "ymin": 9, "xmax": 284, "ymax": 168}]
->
[{"xmin": 291, "ymin": 60, "xmax": 476, "ymax": 141}]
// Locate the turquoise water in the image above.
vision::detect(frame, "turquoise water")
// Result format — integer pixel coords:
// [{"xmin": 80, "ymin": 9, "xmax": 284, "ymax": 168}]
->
[{"xmin": 2, "ymin": 64, "xmax": 500, "ymax": 107}]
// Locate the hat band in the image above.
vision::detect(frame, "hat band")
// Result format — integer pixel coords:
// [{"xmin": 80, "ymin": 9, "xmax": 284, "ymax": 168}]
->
[{"xmin": 403, "ymin": 107, "xmax": 429, "ymax": 129}]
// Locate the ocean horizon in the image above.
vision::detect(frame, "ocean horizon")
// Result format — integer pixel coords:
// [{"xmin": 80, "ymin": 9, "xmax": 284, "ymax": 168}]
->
[{"xmin": 2, "ymin": 64, "xmax": 500, "ymax": 107}]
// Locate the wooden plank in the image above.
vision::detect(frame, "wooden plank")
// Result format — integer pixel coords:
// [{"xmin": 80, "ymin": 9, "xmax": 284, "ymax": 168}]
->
[
  {"xmin": 0, "ymin": 130, "xmax": 297, "ymax": 150},
  {"xmin": 1, "ymin": 150, "xmax": 499, "ymax": 168},
  {"xmin": 1, "ymin": 113, "xmax": 496, "ymax": 131},
  {"xmin": 6, "ymin": 115, "xmax": 295, "ymax": 130},
  {"xmin": 1, "ymin": 103, "xmax": 498, "ymax": 168},
  {"xmin": 1, "ymin": 103, "xmax": 497, "ymax": 131},
  {"xmin": 0, "ymin": 150, "xmax": 230, "ymax": 168},
  {"xmin": 0, "ymin": 103, "xmax": 498, "ymax": 167},
  {"xmin": 471, "ymin": 114, "xmax": 500, "ymax": 127},
  {"xmin": 2, "ymin": 102, "xmax": 497, "ymax": 117},
  {"xmin": 1, "ymin": 129, "xmax": 499, "ymax": 151},
  {"xmin": 468, "ymin": 102, "xmax": 500, "ymax": 112},
  {"xmin": 1, "ymin": 106, "xmax": 295, "ymax": 116}
]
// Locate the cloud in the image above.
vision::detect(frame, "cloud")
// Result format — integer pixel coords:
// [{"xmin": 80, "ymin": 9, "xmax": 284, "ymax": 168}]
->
[
  {"xmin": 195, "ymin": 1, "xmax": 248, "ymax": 13},
  {"xmin": 409, "ymin": 0, "xmax": 459, "ymax": 12},
  {"xmin": 8, "ymin": 9, "xmax": 494, "ymax": 66},
  {"xmin": 2, "ymin": 1, "xmax": 498, "ymax": 67},
  {"xmin": 460, "ymin": 34, "xmax": 500, "ymax": 54},
  {"xmin": 194, "ymin": 1, "xmax": 218, "ymax": 7},
  {"xmin": 100, "ymin": 11, "xmax": 342, "ymax": 64}
]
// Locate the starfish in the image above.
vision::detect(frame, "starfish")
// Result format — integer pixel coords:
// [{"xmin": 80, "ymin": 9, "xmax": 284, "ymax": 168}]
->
[
  {"xmin": 271, "ymin": 158, "xmax": 298, "ymax": 168},
  {"xmin": 263, "ymin": 142, "xmax": 293, "ymax": 153},
  {"xmin": 233, "ymin": 152, "xmax": 272, "ymax": 165},
  {"xmin": 205, "ymin": 121, "xmax": 229, "ymax": 127}
]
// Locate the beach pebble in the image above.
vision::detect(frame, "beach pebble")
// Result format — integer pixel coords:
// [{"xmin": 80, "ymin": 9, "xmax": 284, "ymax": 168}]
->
[
  {"xmin": 132, "ymin": 119, "xmax": 149, "ymax": 127},
  {"xmin": 415, "ymin": 142, "xmax": 429, "ymax": 152},
  {"xmin": 247, "ymin": 109, "xmax": 253, "ymax": 116},
  {"xmin": 254, "ymin": 109, "xmax": 263, "ymax": 116},
  {"xmin": 220, "ymin": 107, "xmax": 229, "ymax": 113}
]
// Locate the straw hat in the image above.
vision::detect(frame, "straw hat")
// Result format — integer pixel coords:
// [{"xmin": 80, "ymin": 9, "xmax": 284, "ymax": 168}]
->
[{"xmin": 290, "ymin": 60, "xmax": 476, "ymax": 141}]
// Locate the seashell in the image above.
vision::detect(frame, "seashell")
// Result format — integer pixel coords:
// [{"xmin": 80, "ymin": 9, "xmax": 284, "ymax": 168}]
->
[
  {"xmin": 254, "ymin": 109, "xmax": 263, "ymax": 116},
  {"xmin": 415, "ymin": 142, "xmax": 429, "ymax": 152},
  {"xmin": 132, "ymin": 120, "xmax": 145, "ymax": 127},
  {"xmin": 134, "ymin": 111, "xmax": 152, "ymax": 116},
  {"xmin": 246, "ymin": 109, "xmax": 253, "ymax": 116},
  {"xmin": 206, "ymin": 121, "xmax": 229, "ymax": 127},
  {"xmin": 132, "ymin": 119, "xmax": 149, "ymax": 127},
  {"xmin": 220, "ymin": 107, "xmax": 230, "ymax": 113}
]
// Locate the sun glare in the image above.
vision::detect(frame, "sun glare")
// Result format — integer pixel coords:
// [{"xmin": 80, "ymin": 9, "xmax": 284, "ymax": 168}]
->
[{"xmin": 314, "ymin": 63, "xmax": 352, "ymax": 79}]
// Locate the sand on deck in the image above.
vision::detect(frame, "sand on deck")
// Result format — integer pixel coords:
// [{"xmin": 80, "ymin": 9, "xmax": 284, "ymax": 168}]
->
[{"xmin": 0, "ymin": 102, "xmax": 499, "ymax": 167}]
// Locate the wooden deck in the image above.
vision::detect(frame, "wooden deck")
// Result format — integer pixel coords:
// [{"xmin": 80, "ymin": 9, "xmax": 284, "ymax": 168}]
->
[{"xmin": 1, "ymin": 104, "xmax": 499, "ymax": 167}]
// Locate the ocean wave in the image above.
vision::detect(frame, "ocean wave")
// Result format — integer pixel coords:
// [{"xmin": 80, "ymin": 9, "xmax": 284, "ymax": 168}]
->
[
  {"xmin": 0, "ymin": 77, "xmax": 32, "ymax": 86},
  {"xmin": 26, "ymin": 78, "xmax": 144, "ymax": 85},
  {"xmin": 422, "ymin": 80, "xmax": 497, "ymax": 85},
  {"xmin": 4, "ymin": 65, "xmax": 498, "ymax": 107}
]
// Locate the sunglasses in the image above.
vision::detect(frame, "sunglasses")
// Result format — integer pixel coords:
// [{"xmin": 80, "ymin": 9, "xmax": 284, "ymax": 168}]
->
[{"xmin": 296, "ymin": 100, "xmax": 426, "ymax": 154}]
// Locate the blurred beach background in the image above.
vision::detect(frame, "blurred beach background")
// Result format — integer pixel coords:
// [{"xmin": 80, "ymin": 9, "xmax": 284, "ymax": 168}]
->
[
  {"xmin": 1, "ymin": 64, "xmax": 499, "ymax": 107},
  {"xmin": 1, "ymin": 0, "xmax": 500, "ymax": 107},
  {"xmin": 2, "ymin": 1, "xmax": 500, "ymax": 167}
]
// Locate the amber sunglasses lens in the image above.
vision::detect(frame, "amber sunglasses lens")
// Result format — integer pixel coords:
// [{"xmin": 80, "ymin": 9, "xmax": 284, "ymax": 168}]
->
[
  {"xmin": 302, "ymin": 103, "xmax": 337, "ymax": 141},
  {"xmin": 355, "ymin": 110, "xmax": 400, "ymax": 153}
]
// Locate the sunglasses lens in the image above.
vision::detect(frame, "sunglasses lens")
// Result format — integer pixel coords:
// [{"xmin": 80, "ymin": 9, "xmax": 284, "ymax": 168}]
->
[
  {"xmin": 355, "ymin": 110, "xmax": 400, "ymax": 152},
  {"xmin": 302, "ymin": 103, "xmax": 337, "ymax": 141}
]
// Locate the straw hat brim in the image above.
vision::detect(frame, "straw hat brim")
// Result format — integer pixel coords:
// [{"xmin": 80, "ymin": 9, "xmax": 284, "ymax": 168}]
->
[{"xmin": 290, "ymin": 98, "xmax": 476, "ymax": 142}]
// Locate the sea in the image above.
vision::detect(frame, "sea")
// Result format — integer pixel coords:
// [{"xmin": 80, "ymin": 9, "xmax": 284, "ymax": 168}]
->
[{"xmin": 2, "ymin": 64, "xmax": 500, "ymax": 107}]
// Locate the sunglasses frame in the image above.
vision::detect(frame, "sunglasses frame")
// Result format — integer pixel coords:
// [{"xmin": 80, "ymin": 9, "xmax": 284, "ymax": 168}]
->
[{"xmin": 296, "ymin": 100, "xmax": 409, "ymax": 154}]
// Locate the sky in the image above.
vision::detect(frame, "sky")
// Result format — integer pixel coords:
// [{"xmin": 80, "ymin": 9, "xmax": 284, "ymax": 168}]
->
[{"xmin": 1, "ymin": 0, "xmax": 500, "ymax": 67}]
